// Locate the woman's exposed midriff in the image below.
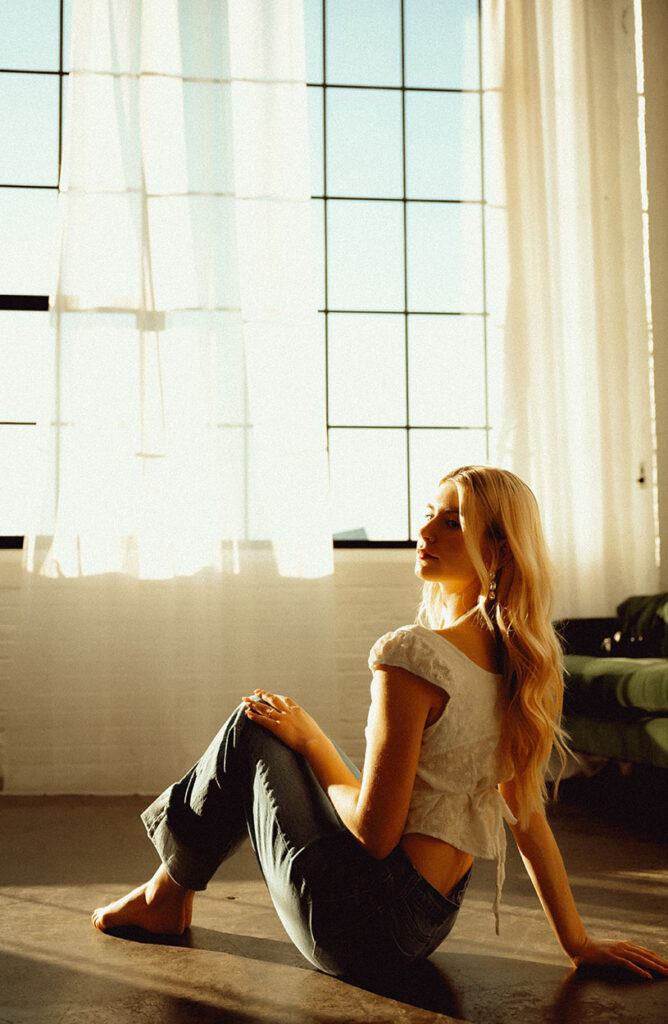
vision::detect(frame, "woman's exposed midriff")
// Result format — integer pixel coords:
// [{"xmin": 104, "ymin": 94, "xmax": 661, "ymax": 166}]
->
[{"xmin": 401, "ymin": 832, "xmax": 474, "ymax": 898}]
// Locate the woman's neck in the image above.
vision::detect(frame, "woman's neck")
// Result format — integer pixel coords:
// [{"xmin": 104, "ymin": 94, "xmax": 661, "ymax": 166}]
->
[{"xmin": 439, "ymin": 582, "xmax": 480, "ymax": 626}]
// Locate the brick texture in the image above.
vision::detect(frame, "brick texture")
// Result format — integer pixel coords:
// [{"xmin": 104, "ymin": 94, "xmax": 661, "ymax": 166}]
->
[{"xmin": 0, "ymin": 548, "xmax": 420, "ymax": 794}]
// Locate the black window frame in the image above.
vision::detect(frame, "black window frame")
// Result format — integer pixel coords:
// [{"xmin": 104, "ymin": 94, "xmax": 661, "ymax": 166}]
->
[
  {"xmin": 0, "ymin": 0, "xmax": 65, "ymax": 549},
  {"xmin": 1, "ymin": 0, "xmax": 489, "ymax": 552},
  {"xmin": 311, "ymin": 0, "xmax": 490, "ymax": 547}
]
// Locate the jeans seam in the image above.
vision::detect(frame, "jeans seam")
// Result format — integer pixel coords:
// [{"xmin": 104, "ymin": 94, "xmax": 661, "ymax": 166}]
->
[{"xmin": 252, "ymin": 757, "xmax": 303, "ymax": 866}]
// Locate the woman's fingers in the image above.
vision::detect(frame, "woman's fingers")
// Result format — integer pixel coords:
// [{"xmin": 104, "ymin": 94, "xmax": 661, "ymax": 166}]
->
[
  {"xmin": 615, "ymin": 942, "xmax": 668, "ymax": 974},
  {"xmin": 613, "ymin": 954, "xmax": 652, "ymax": 979},
  {"xmin": 625, "ymin": 944, "xmax": 668, "ymax": 974},
  {"xmin": 575, "ymin": 939, "xmax": 668, "ymax": 978},
  {"xmin": 244, "ymin": 690, "xmax": 298, "ymax": 723},
  {"xmin": 244, "ymin": 700, "xmax": 278, "ymax": 726},
  {"xmin": 248, "ymin": 690, "xmax": 278, "ymax": 712},
  {"xmin": 253, "ymin": 689, "xmax": 277, "ymax": 704},
  {"xmin": 244, "ymin": 693, "xmax": 320, "ymax": 754},
  {"xmin": 253, "ymin": 689, "xmax": 299, "ymax": 711}
]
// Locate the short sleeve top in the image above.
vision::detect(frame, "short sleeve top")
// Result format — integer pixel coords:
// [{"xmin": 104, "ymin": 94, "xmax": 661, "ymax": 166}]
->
[{"xmin": 368, "ymin": 624, "xmax": 517, "ymax": 931}]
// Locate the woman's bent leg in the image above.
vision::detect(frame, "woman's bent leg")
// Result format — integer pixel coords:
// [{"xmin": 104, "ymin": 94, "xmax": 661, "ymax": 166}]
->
[
  {"xmin": 143, "ymin": 704, "xmax": 363, "ymax": 965},
  {"xmin": 140, "ymin": 704, "xmax": 354, "ymax": 891},
  {"xmin": 94, "ymin": 703, "xmax": 357, "ymax": 945},
  {"xmin": 94, "ymin": 704, "xmax": 468, "ymax": 974}
]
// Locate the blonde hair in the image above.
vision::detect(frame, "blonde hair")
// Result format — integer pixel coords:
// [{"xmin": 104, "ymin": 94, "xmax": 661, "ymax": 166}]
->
[{"xmin": 417, "ymin": 465, "xmax": 568, "ymax": 829}]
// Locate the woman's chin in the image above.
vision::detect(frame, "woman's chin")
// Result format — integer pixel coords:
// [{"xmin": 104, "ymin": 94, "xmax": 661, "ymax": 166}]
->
[{"xmin": 415, "ymin": 558, "xmax": 440, "ymax": 580}]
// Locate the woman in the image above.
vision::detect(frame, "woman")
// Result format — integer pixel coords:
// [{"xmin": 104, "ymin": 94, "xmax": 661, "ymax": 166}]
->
[{"xmin": 93, "ymin": 466, "xmax": 667, "ymax": 980}]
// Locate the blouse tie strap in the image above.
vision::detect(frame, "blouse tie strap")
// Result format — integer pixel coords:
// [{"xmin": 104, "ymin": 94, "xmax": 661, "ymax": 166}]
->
[{"xmin": 489, "ymin": 787, "xmax": 517, "ymax": 935}]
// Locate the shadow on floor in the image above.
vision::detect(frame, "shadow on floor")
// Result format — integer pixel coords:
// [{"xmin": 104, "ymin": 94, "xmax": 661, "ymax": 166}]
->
[
  {"xmin": 556, "ymin": 764, "xmax": 668, "ymax": 842},
  {"xmin": 1, "ymin": 947, "xmax": 285, "ymax": 1024},
  {"xmin": 2, "ymin": 791, "xmax": 666, "ymax": 1023},
  {"xmin": 93, "ymin": 924, "xmax": 667, "ymax": 1024}
]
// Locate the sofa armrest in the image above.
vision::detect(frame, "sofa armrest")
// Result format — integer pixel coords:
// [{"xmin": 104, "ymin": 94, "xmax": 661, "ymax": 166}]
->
[{"xmin": 555, "ymin": 618, "xmax": 619, "ymax": 656}]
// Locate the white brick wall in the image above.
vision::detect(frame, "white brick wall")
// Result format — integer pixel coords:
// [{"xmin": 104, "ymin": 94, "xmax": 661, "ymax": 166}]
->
[{"xmin": 0, "ymin": 547, "xmax": 420, "ymax": 794}]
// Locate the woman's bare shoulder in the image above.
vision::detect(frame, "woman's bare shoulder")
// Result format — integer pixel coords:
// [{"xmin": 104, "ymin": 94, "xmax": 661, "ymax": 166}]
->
[{"xmin": 372, "ymin": 664, "xmax": 448, "ymax": 726}]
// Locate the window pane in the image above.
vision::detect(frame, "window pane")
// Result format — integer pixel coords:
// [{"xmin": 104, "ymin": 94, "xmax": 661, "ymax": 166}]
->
[
  {"xmin": 328, "ymin": 314, "xmax": 405, "ymax": 426},
  {"xmin": 0, "ymin": 0, "xmax": 60, "ymax": 71},
  {"xmin": 327, "ymin": 200, "xmax": 404, "ymax": 311},
  {"xmin": 408, "ymin": 315, "xmax": 486, "ymax": 426},
  {"xmin": 485, "ymin": 321, "xmax": 503, "ymax": 446},
  {"xmin": 329, "ymin": 428, "xmax": 408, "ymax": 539},
  {"xmin": 311, "ymin": 198, "xmax": 325, "ymax": 310},
  {"xmin": 0, "ymin": 73, "xmax": 60, "ymax": 185},
  {"xmin": 409, "ymin": 428, "xmax": 487, "ymax": 538},
  {"xmin": 326, "ymin": 0, "xmax": 401, "ymax": 86},
  {"xmin": 405, "ymin": 92, "xmax": 481, "ymax": 200},
  {"xmin": 407, "ymin": 202, "xmax": 483, "ymax": 312},
  {"xmin": 326, "ymin": 88, "xmax": 403, "ymax": 198},
  {"xmin": 314, "ymin": 313, "xmax": 328, "ymax": 418},
  {"xmin": 0, "ymin": 188, "xmax": 59, "ymax": 293},
  {"xmin": 404, "ymin": 0, "xmax": 479, "ymax": 90},
  {"xmin": 63, "ymin": 0, "xmax": 73, "ymax": 71},
  {"xmin": 304, "ymin": 0, "xmax": 323, "ymax": 82},
  {"xmin": 0, "ymin": 425, "xmax": 44, "ymax": 533},
  {"xmin": 308, "ymin": 86, "xmax": 324, "ymax": 196},
  {"xmin": 0, "ymin": 312, "xmax": 52, "ymax": 422}
]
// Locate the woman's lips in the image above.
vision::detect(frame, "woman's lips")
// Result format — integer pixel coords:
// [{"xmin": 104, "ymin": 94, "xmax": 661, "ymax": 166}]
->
[{"xmin": 417, "ymin": 549, "xmax": 437, "ymax": 560}]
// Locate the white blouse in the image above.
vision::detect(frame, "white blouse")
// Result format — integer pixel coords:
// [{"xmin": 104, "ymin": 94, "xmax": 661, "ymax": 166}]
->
[{"xmin": 368, "ymin": 624, "xmax": 517, "ymax": 932}]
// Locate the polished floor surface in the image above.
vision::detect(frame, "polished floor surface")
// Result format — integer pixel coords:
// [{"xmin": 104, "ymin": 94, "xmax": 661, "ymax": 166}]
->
[{"xmin": 1, "ymin": 769, "xmax": 666, "ymax": 1023}]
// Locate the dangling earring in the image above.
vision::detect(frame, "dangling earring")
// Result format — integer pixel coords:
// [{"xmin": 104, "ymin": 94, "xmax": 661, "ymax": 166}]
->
[{"xmin": 488, "ymin": 570, "xmax": 497, "ymax": 602}]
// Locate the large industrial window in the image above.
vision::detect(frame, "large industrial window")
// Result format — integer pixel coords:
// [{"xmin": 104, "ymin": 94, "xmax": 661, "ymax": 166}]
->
[
  {"xmin": 306, "ymin": 0, "xmax": 492, "ymax": 544},
  {"xmin": 0, "ymin": 0, "xmax": 492, "ymax": 547},
  {"xmin": 0, "ymin": 0, "xmax": 70, "ymax": 543}
]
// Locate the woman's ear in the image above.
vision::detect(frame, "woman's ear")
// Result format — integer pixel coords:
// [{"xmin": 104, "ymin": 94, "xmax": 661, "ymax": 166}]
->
[
  {"xmin": 487, "ymin": 538, "xmax": 510, "ymax": 574},
  {"xmin": 483, "ymin": 532, "xmax": 511, "ymax": 573},
  {"xmin": 497, "ymin": 538, "xmax": 510, "ymax": 567}
]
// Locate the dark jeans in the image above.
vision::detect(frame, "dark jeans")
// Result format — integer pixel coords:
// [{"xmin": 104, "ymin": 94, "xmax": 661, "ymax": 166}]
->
[{"xmin": 141, "ymin": 704, "xmax": 470, "ymax": 979}]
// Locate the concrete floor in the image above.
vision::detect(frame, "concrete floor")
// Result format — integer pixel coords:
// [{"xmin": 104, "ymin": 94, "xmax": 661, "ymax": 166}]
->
[{"xmin": 1, "ymin": 769, "xmax": 666, "ymax": 1024}]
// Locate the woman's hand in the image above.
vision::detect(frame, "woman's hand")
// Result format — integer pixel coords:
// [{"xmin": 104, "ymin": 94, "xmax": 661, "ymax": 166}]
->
[
  {"xmin": 568, "ymin": 935, "xmax": 668, "ymax": 979},
  {"xmin": 243, "ymin": 690, "xmax": 324, "ymax": 754}
]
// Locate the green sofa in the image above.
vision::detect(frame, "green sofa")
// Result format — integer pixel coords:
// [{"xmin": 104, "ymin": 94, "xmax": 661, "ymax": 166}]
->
[{"xmin": 558, "ymin": 595, "xmax": 668, "ymax": 769}]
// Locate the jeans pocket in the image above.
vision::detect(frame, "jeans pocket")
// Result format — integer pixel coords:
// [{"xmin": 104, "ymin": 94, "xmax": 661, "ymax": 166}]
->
[{"xmin": 388, "ymin": 885, "xmax": 460, "ymax": 961}]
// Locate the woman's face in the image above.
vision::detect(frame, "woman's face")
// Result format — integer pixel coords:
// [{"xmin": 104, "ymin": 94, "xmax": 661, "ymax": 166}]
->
[{"xmin": 415, "ymin": 480, "xmax": 481, "ymax": 593}]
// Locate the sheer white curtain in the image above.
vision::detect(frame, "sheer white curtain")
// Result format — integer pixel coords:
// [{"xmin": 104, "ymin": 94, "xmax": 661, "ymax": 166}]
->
[
  {"xmin": 484, "ymin": 0, "xmax": 657, "ymax": 617},
  {"xmin": 27, "ymin": 0, "xmax": 331, "ymax": 580},
  {"xmin": 9, "ymin": 0, "xmax": 338, "ymax": 795}
]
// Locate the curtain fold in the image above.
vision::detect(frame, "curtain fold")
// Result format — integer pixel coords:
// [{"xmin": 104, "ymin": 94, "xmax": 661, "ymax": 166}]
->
[
  {"xmin": 28, "ymin": 0, "xmax": 332, "ymax": 580},
  {"xmin": 485, "ymin": 0, "xmax": 657, "ymax": 616},
  {"xmin": 8, "ymin": 0, "xmax": 338, "ymax": 796}
]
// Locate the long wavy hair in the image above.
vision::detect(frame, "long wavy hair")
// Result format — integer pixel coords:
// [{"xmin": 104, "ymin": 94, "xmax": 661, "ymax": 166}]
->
[{"xmin": 417, "ymin": 465, "xmax": 568, "ymax": 828}]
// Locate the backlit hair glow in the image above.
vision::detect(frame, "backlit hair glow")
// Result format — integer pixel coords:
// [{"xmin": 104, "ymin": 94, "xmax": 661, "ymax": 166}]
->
[{"xmin": 417, "ymin": 465, "xmax": 569, "ymax": 828}]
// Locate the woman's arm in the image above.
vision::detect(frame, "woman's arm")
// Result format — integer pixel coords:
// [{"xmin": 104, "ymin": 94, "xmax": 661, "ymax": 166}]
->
[
  {"xmin": 499, "ymin": 778, "xmax": 668, "ymax": 978},
  {"xmin": 244, "ymin": 666, "xmax": 434, "ymax": 858}
]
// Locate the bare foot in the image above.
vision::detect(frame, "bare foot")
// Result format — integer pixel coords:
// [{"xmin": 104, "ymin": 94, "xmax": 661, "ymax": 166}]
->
[{"xmin": 92, "ymin": 865, "xmax": 195, "ymax": 935}]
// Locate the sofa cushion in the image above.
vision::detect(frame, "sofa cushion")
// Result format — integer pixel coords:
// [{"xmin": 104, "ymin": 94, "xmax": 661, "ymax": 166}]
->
[
  {"xmin": 564, "ymin": 712, "xmax": 668, "ymax": 768},
  {"xmin": 555, "ymin": 617, "xmax": 619, "ymax": 656},
  {"xmin": 616, "ymin": 592, "xmax": 668, "ymax": 656},
  {"xmin": 563, "ymin": 654, "xmax": 668, "ymax": 719}
]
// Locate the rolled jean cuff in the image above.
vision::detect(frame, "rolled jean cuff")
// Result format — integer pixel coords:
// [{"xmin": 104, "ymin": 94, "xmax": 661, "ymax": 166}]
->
[{"xmin": 141, "ymin": 794, "xmax": 220, "ymax": 891}]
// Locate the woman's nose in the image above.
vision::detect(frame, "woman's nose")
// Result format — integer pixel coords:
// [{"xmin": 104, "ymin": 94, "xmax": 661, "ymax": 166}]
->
[{"xmin": 419, "ymin": 520, "xmax": 434, "ymax": 541}]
